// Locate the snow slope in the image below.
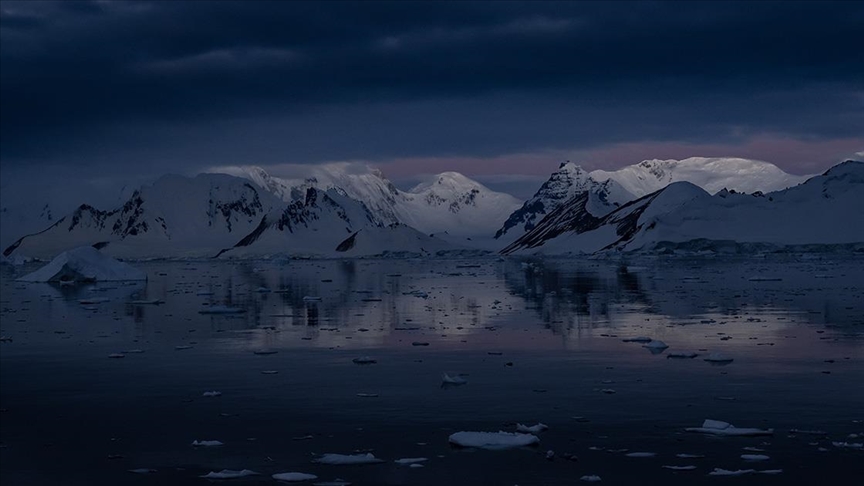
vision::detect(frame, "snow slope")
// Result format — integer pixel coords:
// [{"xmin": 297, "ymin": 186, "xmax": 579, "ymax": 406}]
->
[
  {"xmin": 503, "ymin": 160, "xmax": 864, "ymax": 255},
  {"xmin": 495, "ymin": 162, "xmax": 634, "ymax": 241},
  {"xmin": 215, "ymin": 187, "xmax": 453, "ymax": 258},
  {"xmin": 589, "ymin": 157, "xmax": 811, "ymax": 197},
  {"xmin": 221, "ymin": 165, "xmax": 522, "ymax": 238},
  {"xmin": 4, "ymin": 173, "xmax": 281, "ymax": 259}
]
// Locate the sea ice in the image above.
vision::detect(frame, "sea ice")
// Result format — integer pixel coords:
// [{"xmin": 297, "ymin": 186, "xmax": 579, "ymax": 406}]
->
[
  {"xmin": 708, "ymin": 468, "xmax": 755, "ymax": 476},
  {"xmin": 352, "ymin": 356, "xmax": 377, "ymax": 364},
  {"xmin": 199, "ymin": 469, "xmax": 259, "ymax": 479},
  {"xmin": 441, "ymin": 373, "xmax": 468, "ymax": 385},
  {"xmin": 448, "ymin": 431, "xmax": 539, "ymax": 449},
  {"xmin": 663, "ymin": 465, "xmax": 696, "ymax": 470},
  {"xmin": 580, "ymin": 475, "xmax": 602, "ymax": 482},
  {"xmin": 272, "ymin": 472, "xmax": 318, "ymax": 481},
  {"xmin": 18, "ymin": 246, "xmax": 146, "ymax": 283},
  {"xmin": 202, "ymin": 391, "xmax": 223, "ymax": 397},
  {"xmin": 741, "ymin": 454, "xmax": 769, "ymax": 461},
  {"xmin": 622, "ymin": 337, "xmax": 652, "ymax": 343},
  {"xmin": 626, "ymin": 452, "xmax": 657, "ymax": 458},
  {"xmin": 516, "ymin": 423, "xmax": 548, "ymax": 434},
  {"xmin": 686, "ymin": 419, "xmax": 773, "ymax": 436},
  {"xmin": 192, "ymin": 440, "xmax": 223, "ymax": 447},
  {"xmin": 667, "ymin": 352, "xmax": 698, "ymax": 359},
  {"xmin": 394, "ymin": 458, "xmax": 428, "ymax": 465},
  {"xmin": 703, "ymin": 353, "xmax": 734, "ymax": 364},
  {"xmin": 314, "ymin": 453, "xmax": 384, "ymax": 465}
]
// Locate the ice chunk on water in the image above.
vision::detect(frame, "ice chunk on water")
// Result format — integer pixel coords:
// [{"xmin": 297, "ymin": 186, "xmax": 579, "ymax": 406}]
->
[
  {"xmin": 200, "ymin": 469, "xmax": 259, "ymax": 479},
  {"xmin": 686, "ymin": 419, "xmax": 773, "ymax": 436},
  {"xmin": 516, "ymin": 423, "xmax": 548, "ymax": 434},
  {"xmin": 352, "ymin": 356, "xmax": 377, "ymax": 365},
  {"xmin": 580, "ymin": 475, "xmax": 602, "ymax": 482},
  {"xmin": 703, "ymin": 353, "xmax": 734, "ymax": 364},
  {"xmin": 128, "ymin": 468, "xmax": 157, "ymax": 474},
  {"xmin": 643, "ymin": 340, "xmax": 668, "ymax": 350},
  {"xmin": 832, "ymin": 441, "xmax": 863, "ymax": 449},
  {"xmin": 708, "ymin": 468, "xmax": 755, "ymax": 476},
  {"xmin": 741, "ymin": 454, "xmax": 769, "ymax": 461},
  {"xmin": 449, "ymin": 431, "xmax": 539, "ymax": 449},
  {"xmin": 442, "ymin": 373, "xmax": 468, "ymax": 385},
  {"xmin": 202, "ymin": 391, "xmax": 222, "ymax": 397},
  {"xmin": 663, "ymin": 465, "xmax": 696, "ymax": 470},
  {"xmin": 272, "ymin": 472, "xmax": 318, "ymax": 481},
  {"xmin": 303, "ymin": 296, "xmax": 323, "ymax": 302},
  {"xmin": 192, "ymin": 440, "xmax": 223, "ymax": 447},
  {"xmin": 394, "ymin": 457, "xmax": 428, "ymax": 465},
  {"xmin": 314, "ymin": 453, "xmax": 384, "ymax": 465},
  {"xmin": 625, "ymin": 452, "xmax": 656, "ymax": 457}
]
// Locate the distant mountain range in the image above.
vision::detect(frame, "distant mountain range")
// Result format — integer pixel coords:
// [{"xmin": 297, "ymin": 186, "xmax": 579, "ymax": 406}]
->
[{"xmin": 3, "ymin": 157, "xmax": 859, "ymax": 260}]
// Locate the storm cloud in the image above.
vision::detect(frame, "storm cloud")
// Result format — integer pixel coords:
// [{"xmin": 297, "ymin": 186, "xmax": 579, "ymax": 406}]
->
[{"xmin": 1, "ymin": 0, "xmax": 862, "ymax": 179}]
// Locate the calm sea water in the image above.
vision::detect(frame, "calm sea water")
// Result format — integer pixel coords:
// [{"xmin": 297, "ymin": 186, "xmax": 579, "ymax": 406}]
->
[{"xmin": 1, "ymin": 256, "xmax": 862, "ymax": 485}]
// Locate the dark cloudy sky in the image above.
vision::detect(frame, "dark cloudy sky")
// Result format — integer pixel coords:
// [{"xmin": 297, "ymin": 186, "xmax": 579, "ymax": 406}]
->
[{"xmin": 1, "ymin": 0, "xmax": 862, "ymax": 199}]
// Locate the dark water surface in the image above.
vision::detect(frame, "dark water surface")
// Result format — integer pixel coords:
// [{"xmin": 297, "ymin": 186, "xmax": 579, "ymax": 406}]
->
[{"xmin": 1, "ymin": 256, "xmax": 862, "ymax": 485}]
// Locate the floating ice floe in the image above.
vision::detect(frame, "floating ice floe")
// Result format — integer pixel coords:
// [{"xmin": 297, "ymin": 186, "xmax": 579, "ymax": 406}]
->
[
  {"xmin": 643, "ymin": 340, "xmax": 668, "ymax": 350},
  {"xmin": 676, "ymin": 453, "xmax": 705, "ymax": 458},
  {"xmin": 626, "ymin": 452, "xmax": 657, "ymax": 458},
  {"xmin": 441, "ymin": 373, "xmax": 468, "ymax": 385},
  {"xmin": 128, "ymin": 468, "xmax": 157, "ymax": 474},
  {"xmin": 663, "ymin": 465, "xmax": 696, "ymax": 470},
  {"xmin": 254, "ymin": 349, "xmax": 278, "ymax": 355},
  {"xmin": 448, "ymin": 431, "xmax": 539, "ymax": 449},
  {"xmin": 352, "ymin": 356, "xmax": 377, "ymax": 365},
  {"xmin": 192, "ymin": 440, "xmax": 223, "ymax": 447},
  {"xmin": 272, "ymin": 472, "xmax": 318, "ymax": 481},
  {"xmin": 394, "ymin": 457, "xmax": 428, "ymax": 465},
  {"xmin": 708, "ymin": 468, "xmax": 755, "ymax": 476},
  {"xmin": 303, "ymin": 296, "xmax": 323, "ymax": 302},
  {"xmin": 175, "ymin": 345, "xmax": 193, "ymax": 350},
  {"xmin": 261, "ymin": 370, "xmax": 279, "ymax": 375},
  {"xmin": 18, "ymin": 246, "xmax": 146, "ymax": 283},
  {"xmin": 516, "ymin": 423, "xmax": 548, "ymax": 434},
  {"xmin": 202, "ymin": 391, "xmax": 223, "ymax": 397},
  {"xmin": 200, "ymin": 469, "xmax": 259, "ymax": 479},
  {"xmin": 199, "ymin": 305, "xmax": 246, "ymax": 314},
  {"xmin": 708, "ymin": 467, "xmax": 782, "ymax": 476},
  {"xmin": 832, "ymin": 441, "xmax": 863, "ymax": 449},
  {"xmin": 686, "ymin": 419, "xmax": 773, "ymax": 436},
  {"xmin": 622, "ymin": 336, "xmax": 652, "ymax": 343},
  {"xmin": 667, "ymin": 352, "xmax": 698, "ymax": 359},
  {"xmin": 703, "ymin": 353, "xmax": 734, "ymax": 364},
  {"xmin": 741, "ymin": 454, "xmax": 770, "ymax": 461},
  {"xmin": 314, "ymin": 453, "xmax": 384, "ymax": 465},
  {"xmin": 580, "ymin": 475, "xmax": 602, "ymax": 482},
  {"xmin": 108, "ymin": 353, "xmax": 125, "ymax": 359}
]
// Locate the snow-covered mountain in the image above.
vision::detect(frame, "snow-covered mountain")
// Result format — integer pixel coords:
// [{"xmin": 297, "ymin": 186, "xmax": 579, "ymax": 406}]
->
[
  {"xmin": 219, "ymin": 164, "xmax": 522, "ymax": 238},
  {"xmin": 5, "ymin": 174, "xmax": 280, "ymax": 259},
  {"xmin": 590, "ymin": 157, "xmax": 811, "ymax": 197},
  {"xmin": 494, "ymin": 162, "xmax": 634, "ymax": 241},
  {"xmin": 502, "ymin": 160, "xmax": 864, "ymax": 255}
]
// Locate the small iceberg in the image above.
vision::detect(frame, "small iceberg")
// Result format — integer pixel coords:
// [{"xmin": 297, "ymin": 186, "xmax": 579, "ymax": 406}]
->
[
  {"xmin": 202, "ymin": 391, "xmax": 223, "ymax": 397},
  {"xmin": 516, "ymin": 423, "xmax": 548, "ymax": 434},
  {"xmin": 442, "ymin": 373, "xmax": 468, "ymax": 385},
  {"xmin": 314, "ymin": 453, "xmax": 384, "ymax": 465},
  {"xmin": 199, "ymin": 305, "xmax": 246, "ymax": 315},
  {"xmin": 448, "ymin": 431, "xmax": 539, "ymax": 450},
  {"xmin": 703, "ymin": 353, "xmax": 734, "ymax": 364},
  {"xmin": 192, "ymin": 440, "xmax": 223, "ymax": 447},
  {"xmin": 580, "ymin": 475, "xmax": 602, "ymax": 482},
  {"xmin": 625, "ymin": 452, "xmax": 656, "ymax": 458},
  {"xmin": 352, "ymin": 356, "xmax": 377, "ymax": 365},
  {"xmin": 643, "ymin": 340, "xmax": 668, "ymax": 354},
  {"xmin": 394, "ymin": 457, "xmax": 428, "ymax": 465},
  {"xmin": 272, "ymin": 472, "xmax": 318, "ymax": 481},
  {"xmin": 128, "ymin": 468, "xmax": 157, "ymax": 474},
  {"xmin": 708, "ymin": 468, "xmax": 755, "ymax": 476},
  {"xmin": 200, "ymin": 469, "xmax": 259, "ymax": 479},
  {"xmin": 663, "ymin": 465, "xmax": 696, "ymax": 470},
  {"xmin": 686, "ymin": 419, "xmax": 773, "ymax": 436},
  {"xmin": 741, "ymin": 454, "xmax": 770, "ymax": 461},
  {"xmin": 18, "ymin": 246, "xmax": 146, "ymax": 283}
]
